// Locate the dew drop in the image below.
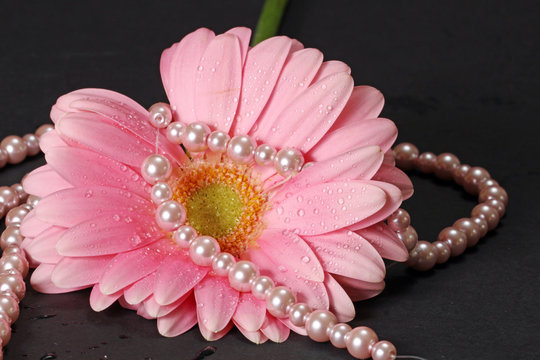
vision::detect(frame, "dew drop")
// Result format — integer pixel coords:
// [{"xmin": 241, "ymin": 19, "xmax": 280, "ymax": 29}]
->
[
  {"xmin": 297, "ymin": 209, "xmax": 305, "ymax": 217},
  {"xmin": 301, "ymin": 256, "xmax": 310, "ymax": 263}
]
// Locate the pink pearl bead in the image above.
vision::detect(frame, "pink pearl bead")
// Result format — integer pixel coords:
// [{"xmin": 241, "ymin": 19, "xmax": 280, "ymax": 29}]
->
[
  {"xmin": 23, "ymin": 134, "xmax": 40, "ymax": 156},
  {"xmin": 0, "ymin": 136, "xmax": 28, "ymax": 164},
  {"xmin": 438, "ymin": 226, "xmax": 467, "ymax": 257},
  {"xmin": 416, "ymin": 152, "xmax": 437, "ymax": 173},
  {"xmin": 0, "ymin": 318, "xmax": 11, "ymax": 346},
  {"xmin": 393, "ymin": 143, "xmax": 418, "ymax": 171},
  {"xmin": 266, "ymin": 286, "xmax": 296, "ymax": 318},
  {"xmin": 409, "ymin": 241, "xmax": 437, "ymax": 271},
  {"xmin": 453, "ymin": 218, "xmax": 482, "ymax": 247},
  {"xmin": 478, "ymin": 178, "xmax": 499, "ymax": 191},
  {"xmin": 0, "ymin": 225, "xmax": 23, "ymax": 250},
  {"xmin": 329, "ymin": 323, "xmax": 352, "ymax": 348},
  {"xmin": 211, "ymin": 252, "xmax": 236, "ymax": 276},
  {"xmin": 471, "ymin": 203, "xmax": 500, "ymax": 230},
  {"xmin": 0, "ymin": 149, "xmax": 7, "ymax": 168},
  {"xmin": 0, "ymin": 187, "xmax": 18, "ymax": 209},
  {"xmin": 396, "ymin": 226, "xmax": 418, "ymax": 252},
  {"xmin": 387, "ymin": 209, "xmax": 410, "ymax": 232},
  {"xmin": 228, "ymin": 261, "xmax": 259, "ymax": 292},
  {"xmin": 432, "ymin": 241, "xmax": 451, "ymax": 264},
  {"xmin": 189, "ymin": 236, "xmax": 220, "ymax": 267},
  {"xmin": 471, "ymin": 216, "xmax": 488, "ymax": 237},
  {"xmin": 345, "ymin": 326, "xmax": 379, "ymax": 359},
  {"xmin": 305, "ymin": 309, "xmax": 337, "ymax": 342},
  {"xmin": 0, "ymin": 271, "xmax": 25, "ymax": 300},
  {"xmin": 0, "ymin": 293, "xmax": 19, "ymax": 322},
  {"xmin": 0, "ymin": 253, "xmax": 29, "ymax": 277},
  {"xmin": 464, "ymin": 166, "xmax": 491, "ymax": 195},
  {"xmin": 26, "ymin": 195, "xmax": 40, "ymax": 208},
  {"xmin": 172, "ymin": 225, "xmax": 197, "ymax": 248},
  {"xmin": 479, "ymin": 185, "xmax": 508, "ymax": 206},
  {"xmin": 288, "ymin": 302, "xmax": 312, "ymax": 327},
  {"xmin": 5, "ymin": 205, "xmax": 30, "ymax": 227},
  {"xmin": 148, "ymin": 102, "xmax": 173, "ymax": 129},
  {"xmin": 10, "ymin": 183, "xmax": 27, "ymax": 203},
  {"xmin": 435, "ymin": 153, "xmax": 460, "ymax": 180},
  {"xmin": 484, "ymin": 198, "xmax": 506, "ymax": 217},
  {"xmin": 35, "ymin": 124, "xmax": 54, "ymax": 138},
  {"xmin": 371, "ymin": 340, "xmax": 397, "ymax": 360},
  {"xmin": 452, "ymin": 164, "xmax": 471, "ymax": 186},
  {"xmin": 251, "ymin": 276, "xmax": 275, "ymax": 300}
]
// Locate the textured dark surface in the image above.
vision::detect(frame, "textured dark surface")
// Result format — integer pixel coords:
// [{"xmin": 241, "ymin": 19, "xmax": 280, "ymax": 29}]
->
[{"xmin": 1, "ymin": 0, "xmax": 539, "ymax": 359}]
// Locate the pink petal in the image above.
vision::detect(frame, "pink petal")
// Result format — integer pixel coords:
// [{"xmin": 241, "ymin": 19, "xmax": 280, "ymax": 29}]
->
[
  {"xmin": 383, "ymin": 149, "xmax": 395, "ymax": 165},
  {"xmin": 99, "ymin": 242, "xmax": 170, "ymax": 295},
  {"xmin": 157, "ymin": 294, "xmax": 198, "ymax": 337},
  {"xmin": 303, "ymin": 230, "xmax": 385, "ymax": 282},
  {"xmin": 266, "ymin": 181, "xmax": 387, "ymax": 236},
  {"xmin": 23, "ymin": 166, "xmax": 72, "ymax": 197},
  {"xmin": 118, "ymin": 296, "xmax": 138, "ymax": 311},
  {"xmin": 308, "ymin": 118, "xmax": 398, "ymax": 162},
  {"xmin": 355, "ymin": 222, "xmax": 408, "ymax": 262},
  {"xmin": 252, "ymin": 48, "xmax": 323, "ymax": 136},
  {"xmin": 123, "ymin": 272, "xmax": 156, "ymax": 305},
  {"xmin": 20, "ymin": 211, "xmax": 54, "ymax": 238},
  {"xmin": 330, "ymin": 86, "xmax": 385, "ymax": 130},
  {"xmin": 279, "ymin": 318, "xmax": 307, "ymax": 336},
  {"xmin": 258, "ymin": 229, "xmax": 324, "ymax": 281},
  {"xmin": 56, "ymin": 213, "xmax": 162, "ymax": 257},
  {"xmin": 333, "ymin": 274, "xmax": 385, "ymax": 301},
  {"xmin": 234, "ymin": 322, "xmax": 268, "ymax": 344},
  {"xmin": 45, "ymin": 147, "xmax": 148, "ymax": 197},
  {"xmin": 373, "ymin": 163, "xmax": 414, "ymax": 200},
  {"xmin": 194, "ymin": 275, "xmax": 239, "ymax": 333},
  {"xmin": 137, "ymin": 303, "xmax": 155, "ymax": 319},
  {"xmin": 24, "ymin": 226, "xmax": 64, "ymax": 264},
  {"xmin": 51, "ymin": 256, "xmax": 114, "ymax": 288},
  {"xmin": 256, "ymin": 72, "xmax": 354, "ymax": 153},
  {"xmin": 232, "ymin": 36, "xmax": 293, "ymax": 135},
  {"xmin": 311, "ymin": 60, "xmax": 351, "ymax": 83},
  {"xmin": 232, "ymin": 293, "xmax": 266, "ymax": 332},
  {"xmin": 39, "ymin": 130, "xmax": 67, "ymax": 152},
  {"xmin": 90, "ymin": 285, "xmax": 122, "ymax": 312},
  {"xmin": 144, "ymin": 293, "xmax": 189, "ymax": 318},
  {"xmin": 31, "ymin": 263, "xmax": 88, "ymax": 294},
  {"xmin": 324, "ymin": 274, "xmax": 355, "ymax": 322},
  {"xmin": 199, "ymin": 321, "xmax": 233, "ymax": 341},
  {"xmin": 225, "ymin": 27, "xmax": 252, "ymax": 64},
  {"xmin": 154, "ymin": 252, "xmax": 209, "ymax": 305},
  {"xmin": 260, "ymin": 315, "xmax": 290, "ymax": 343}
]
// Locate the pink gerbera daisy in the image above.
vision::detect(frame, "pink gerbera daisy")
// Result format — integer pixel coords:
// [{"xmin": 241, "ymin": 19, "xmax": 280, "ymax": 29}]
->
[{"xmin": 20, "ymin": 27, "xmax": 412, "ymax": 343}]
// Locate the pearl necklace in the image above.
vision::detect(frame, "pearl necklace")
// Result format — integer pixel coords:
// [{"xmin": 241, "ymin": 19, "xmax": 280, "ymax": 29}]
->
[{"xmin": 0, "ymin": 119, "xmax": 507, "ymax": 360}]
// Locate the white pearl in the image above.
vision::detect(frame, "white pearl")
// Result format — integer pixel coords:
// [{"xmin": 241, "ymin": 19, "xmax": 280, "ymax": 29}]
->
[
  {"xmin": 189, "ymin": 236, "xmax": 220, "ymax": 266},
  {"xmin": 141, "ymin": 154, "xmax": 172, "ymax": 185},
  {"xmin": 228, "ymin": 260, "xmax": 259, "ymax": 292},
  {"xmin": 166, "ymin": 122, "xmax": 186, "ymax": 144},
  {"xmin": 288, "ymin": 303, "xmax": 312, "ymax": 327},
  {"xmin": 207, "ymin": 131, "xmax": 230, "ymax": 153},
  {"xmin": 211, "ymin": 252, "xmax": 236, "ymax": 276},
  {"xmin": 329, "ymin": 323, "xmax": 352, "ymax": 349},
  {"xmin": 150, "ymin": 182, "xmax": 173, "ymax": 204},
  {"xmin": 148, "ymin": 102, "xmax": 173, "ymax": 128},
  {"xmin": 173, "ymin": 225, "xmax": 197, "ymax": 248},
  {"xmin": 305, "ymin": 309, "xmax": 337, "ymax": 342},
  {"xmin": 182, "ymin": 122, "xmax": 210, "ymax": 152},
  {"xmin": 251, "ymin": 275, "xmax": 275, "ymax": 300},
  {"xmin": 155, "ymin": 200, "xmax": 185, "ymax": 231},
  {"xmin": 266, "ymin": 286, "xmax": 296, "ymax": 318},
  {"xmin": 226, "ymin": 135, "xmax": 256, "ymax": 164},
  {"xmin": 273, "ymin": 148, "xmax": 304, "ymax": 177},
  {"xmin": 254, "ymin": 144, "xmax": 276, "ymax": 166}
]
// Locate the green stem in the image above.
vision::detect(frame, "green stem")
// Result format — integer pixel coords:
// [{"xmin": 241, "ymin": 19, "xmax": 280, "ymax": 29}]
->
[{"xmin": 251, "ymin": 0, "xmax": 290, "ymax": 46}]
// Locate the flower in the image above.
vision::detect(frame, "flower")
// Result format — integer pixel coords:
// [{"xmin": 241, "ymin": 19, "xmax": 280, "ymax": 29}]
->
[{"xmin": 20, "ymin": 27, "xmax": 412, "ymax": 343}]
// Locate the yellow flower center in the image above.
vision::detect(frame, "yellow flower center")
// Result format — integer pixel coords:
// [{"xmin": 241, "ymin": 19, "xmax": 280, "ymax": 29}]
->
[{"xmin": 171, "ymin": 159, "xmax": 269, "ymax": 257}]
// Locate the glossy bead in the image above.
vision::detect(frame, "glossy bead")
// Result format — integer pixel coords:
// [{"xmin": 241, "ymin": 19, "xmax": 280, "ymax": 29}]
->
[
  {"xmin": 345, "ymin": 326, "xmax": 378, "ymax": 359},
  {"xmin": 435, "ymin": 153, "xmax": 460, "ymax": 180},
  {"xmin": 207, "ymin": 131, "xmax": 230, "ymax": 153},
  {"xmin": 189, "ymin": 236, "xmax": 220, "ymax": 267},
  {"xmin": 433, "ymin": 241, "xmax": 451, "ymax": 264},
  {"xmin": 227, "ymin": 135, "xmax": 256, "ymax": 164},
  {"xmin": 0, "ymin": 135, "xmax": 28, "ymax": 164},
  {"xmin": 251, "ymin": 276, "xmax": 275, "ymax": 300},
  {"xmin": 0, "ymin": 253, "xmax": 29, "ymax": 277},
  {"xmin": 453, "ymin": 218, "xmax": 482, "ymax": 247},
  {"xmin": 150, "ymin": 182, "xmax": 173, "ymax": 204},
  {"xmin": 484, "ymin": 198, "xmax": 506, "ymax": 217},
  {"xmin": 228, "ymin": 261, "xmax": 259, "ymax": 292},
  {"xmin": 10, "ymin": 183, "xmax": 27, "ymax": 203},
  {"xmin": 478, "ymin": 178, "xmax": 499, "ymax": 191},
  {"xmin": 471, "ymin": 216, "xmax": 489, "ymax": 237},
  {"xmin": 329, "ymin": 323, "xmax": 352, "ymax": 349},
  {"xmin": 479, "ymin": 185, "xmax": 508, "ymax": 206},
  {"xmin": 0, "ymin": 225, "xmax": 23, "ymax": 250},
  {"xmin": 172, "ymin": 225, "xmax": 197, "ymax": 249},
  {"xmin": 438, "ymin": 227, "xmax": 467, "ymax": 256},
  {"xmin": 371, "ymin": 340, "xmax": 397, "ymax": 360},
  {"xmin": 387, "ymin": 209, "xmax": 410, "ymax": 232},
  {"xmin": 165, "ymin": 122, "xmax": 186, "ymax": 144},
  {"xmin": 0, "ymin": 187, "xmax": 18, "ymax": 209},
  {"xmin": 155, "ymin": 200, "xmax": 185, "ymax": 231},
  {"xmin": 266, "ymin": 286, "xmax": 296, "ymax": 318},
  {"xmin": 393, "ymin": 142, "xmax": 418, "ymax": 171},
  {"xmin": 471, "ymin": 203, "xmax": 500, "ymax": 230},
  {"xmin": 141, "ymin": 154, "xmax": 172, "ymax": 184},
  {"xmin": 288, "ymin": 302, "xmax": 311, "ymax": 327},
  {"xmin": 5, "ymin": 205, "xmax": 30, "ymax": 226},
  {"xmin": 464, "ymin": 166, "xmax": 491, "ymax": 195},
  {"xmin": 2, "ymin": 246, "xmax": 24, "ymax": 257},
  {"xmin": 409, "ymin": 241, "xmax": 437, "ymax": 271},
  {"xmin": 254, "ymin": 144, "xmax": 276, "ymax": 166},
  {"xmin": 273, "ymin": 148, "xmax": 304, "ymax": 177},
  {"xmin": 26, "ymin": 195, "xmax": 40, "ymax": 207},
  {"xmin": 148, "ymin": 102, "xmax": 173, "ymax": 128},
  {"xmin": 182, "ymin": 122, "xmax": 210, "ymax": 152},
  {"xmin": 0, "ymin": 293, "xmax": 19, "ymax": 322},
  {"xmin": 35, "ymin": 124, "xmax": 54, "ymax": 138},
  {"xmin": 305, "ymin": 309, "xmax": 337, "ymax": 342},
  {"xmin": 23, "ymin": 134, "xmax": 40, "ymax": 156},
  {"xmin": 416, "ymin": 151, "xmax": 437, "ymax": 173},
  {"xmin": 211, "ymin": 252, "xmax": 236, "ymax": 276},
  {"xmin": 0, "ymin": 318, "xmax": 11, "ymax": 346},
  {"xmin": 396, "ymin": 226, "xmax": 418, "ymax": 252},
  {"xmin": 0, "ymin": 271, "xmax": 25, "ymax": 300},
  {"xmin": 0, "ymin": 149, "xmax": 7, "ymax": 168},
  {"xmin": 453, "ymin": 164, "xmax": 471, "ymax": 186}
]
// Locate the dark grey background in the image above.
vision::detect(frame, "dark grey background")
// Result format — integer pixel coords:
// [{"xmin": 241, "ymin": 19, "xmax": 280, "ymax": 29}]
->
[{"xmin": 1, "ymin": 0, "xmax": 538, "ymax": 359}]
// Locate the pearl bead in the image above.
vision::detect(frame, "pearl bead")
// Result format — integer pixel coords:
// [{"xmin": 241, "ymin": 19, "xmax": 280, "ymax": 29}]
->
[
  {"xmin": 148, "ymin": 102, "xmax": 173, "ymax": 128},
  {"xmin": 182, "ymin": 122, "xmax": 210, "ymax": 152},
  {"xmin": 23, "ymin": 134, "xmax": 40, "ymax": 156},
  {"xmin": 35, "ymin": 124, "xmax": 54, "ymax": 138},
  {"xmin": 0, "ymin": 149, "xmax": 7, "ymax": 168},
  {"xmin": 0, "ymin": 271, "xmax": 25, "ymax": 300},
  {"xmin": 165, "ymin": 122, "xmax": 186, "ymax": 144},
  {"xmin": 227, "ymin": 135, "xmax": 256, "ymax": 164},
  {"xmin": 387, "ymin": 209, "xmax": 410, "ymax": 232},
  {"xmin": 5, "ymin": 205, "xmax": 30, "ymax": 226},
  {"xmin": 155, "ymin": 200, "xmax": 186, "ymax": 231},
  {"xmin": 478, "ymin": 178, "xmax": 499, "ymax": 191},
  {"xmin": 371, "ymin": 340, "xmax": 397, "ymax": 360},
  {"xmin": 0, "ymin": 318, "xmax": 11, "ymax": 346},
  {"xmin": 435, "ymin": 153, "xmax": 460, "ymax": 180},
  {"xmin": 471, "ymin": 203, "xmax": 500, "ymax": 230},
  {"xmin": 484, "ymin": 198, "xmax": 506, "ymax": 217},
  {"xmin": 0, "ymin": 226, "xmax": 23, "ymax": 250},
  {"xmin": 0, "ymin": 187, "xmax": 18, "ymax": 209},
  {"xmin": 0, "ymin": 293, "xmax": 19, "ymax": 322},
  {"xmin": 288, "ymin": 302, "xmax": 311, "ymax": 327},
  {"xmin": 2, "ymin": 246, "xmax": 24, "ymax": 257},
  {"xmin": 172, "ymin": 225, "xmax": 197, "ymax": 248},
  {"xmin": 409, "ymin": 241, "xmax": 437, "ymax": 271},
  {"xmin": 228, "ymin": 260, "xmax": 259, "ymax": 292},
  {"xmin": 0, "ymin": 135, "xmax": 28, "ymax": 164},
  {"xmin": 464, "ymin": 166, "xmax": 491, "ymax": 195},
  {"xmin": 251, "ymin": 275, "xmax": 275, "ymax": 300},
  {"xmin": 254, "ymin": 144, "xmax": 276, "ymax": 166},
  {"xmin": 329, "ymin": 323, "xmax": 352, "ymax": 349},
  {"xmin": 150, "ymin": 182, "xmax": 173, "ymax": 204},
  {"xmin": 10, "ymin": 183, "xmax": 27, "ymax": 203},
  {"xmin": 189, "ymin": 236, "xmax": 220, "ymax": 267},
  {"xmin": 305, "ymin": 309, "xmax": 337, "ymax": 342},
  {"xmin": 432, "ymin": 241, "xmax": 451, "ymax": 264},
  {"xmin": 479, "ymin": 185, "xmax": 508, "ymax": 206},
  {"xmin": 416, "ymin": 152, "xmax": 437, "ymax": 173},
  {"xmin": 26, "ymin": 195, "xmax": 40, "ymax": 207},
  {"xmin": 438, "ymin": 227, "xmax": 467, "ymax": 256},
  {"xmin": 396, "ymin": 226, "xmax": 418, "ymax": 252},
  {"xmin": 207, "ymin": 131, "xmax": 230, "ymax": 153},
  {"xmin": 453, "ymin": 218, "xmax": 482, "ymax": 247},
  {"xmin": 266, "ymin": 286, "xmax": 296, "ymax": 318},
  {"xmin": 273, "ymin": 148, "xmax": 304, "ymax": 177},
  {"xmin": 345, "ymin": 326, "xmax": 378, "ymax": 359},
  {"xmin": 0, "ymin": 253, "xmax": 29, "ymax": 277},
  {"xmin": 211, "ymin": 252, "xmax": 236, "ymax": 276},
  {"xmin": 471, "ymin": 216, "xmax": 489, "ymax": 237},
  {"xmin": 393, "ymin": 143, "xmax": 418, "ymax": 171},
  {"xmin": 453, "ymin": 164, "xmax": 471, "ymax": 186},
  {"xmin": 141, "ymin": 154, "xmax": 172, "ymax": 185}
]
